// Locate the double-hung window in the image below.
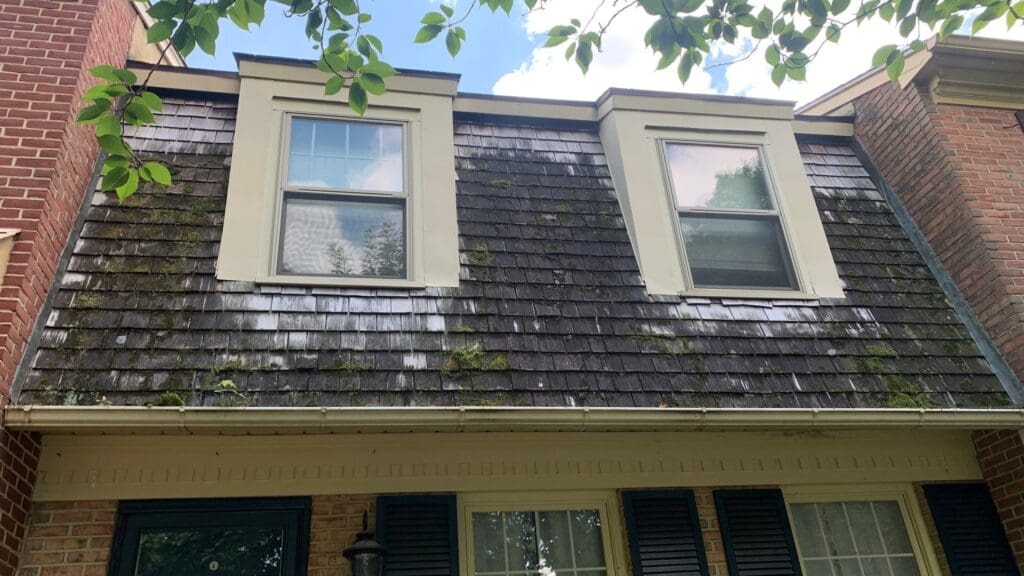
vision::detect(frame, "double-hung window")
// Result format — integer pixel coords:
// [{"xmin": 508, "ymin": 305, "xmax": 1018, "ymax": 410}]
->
[
  {"xmin": 278, "ymin": 116, "xmax": 407, "ymax": 279},
  {"xmin": 789, "ymin": 500, "xmax": 923, "ymax": 576},
  {"xmin": 664, "ymin": 142, "xmax": 798, "ymax": 291}
]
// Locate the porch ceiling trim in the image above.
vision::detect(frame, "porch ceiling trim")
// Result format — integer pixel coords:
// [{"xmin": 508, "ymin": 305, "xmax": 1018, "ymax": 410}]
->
[{"xmin": 5, "ymin": 405, "xmax": 1023, "ymax": 435}]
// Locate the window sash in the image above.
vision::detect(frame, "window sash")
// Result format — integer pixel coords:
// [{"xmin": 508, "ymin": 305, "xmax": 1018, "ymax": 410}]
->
[
  {"xmin": 677, "ymin": 211, "xmax": 797, "ymax": 290},
  {"xmin": 281, "ymin": 115, "xmax": 406, "ymax": 197},
  {"xmin": 276, "ymin": 191, "xmax": 408, "ymax": 279},
  {"xmin": 470, "ymin": 509, "xmax": 608, "ymax": 576},
  {"xmin": 789, "ymin": 500, "xmax": 922, "ymax": 576},
  {"xmin": 274, "ymin": 114, "xmax": 410, "ymax": 281},
  {"xmin": 661, "ymin": 139, "xmax": 800, "ymax": 292}
]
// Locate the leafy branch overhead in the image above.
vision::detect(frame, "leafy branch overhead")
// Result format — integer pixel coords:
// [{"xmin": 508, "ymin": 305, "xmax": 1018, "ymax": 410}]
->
[{"xmin": 85, "ymin": 0, "xmax": 1021, "ymax": 200}]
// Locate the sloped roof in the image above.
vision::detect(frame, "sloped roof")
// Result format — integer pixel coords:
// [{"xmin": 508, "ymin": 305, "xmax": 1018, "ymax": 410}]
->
[{"xmin": 17, "ymin": 94, "xmax": 1011, "ymax": 409}]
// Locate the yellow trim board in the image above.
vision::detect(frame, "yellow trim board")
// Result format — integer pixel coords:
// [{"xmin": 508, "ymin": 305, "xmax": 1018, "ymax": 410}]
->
[
  {"xmin": 31, "ymin": 430, "xmax": 981, "ymax": 502},
  {"xmin": 8, "ymin": 406, "xmax": 1024, "ymax": 435}
]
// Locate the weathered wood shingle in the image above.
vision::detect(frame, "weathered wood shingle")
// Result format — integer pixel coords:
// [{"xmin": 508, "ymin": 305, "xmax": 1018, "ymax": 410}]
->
[{"xmin": 18, "ymin": 95, "xmax": 1011, "ymax": 408}]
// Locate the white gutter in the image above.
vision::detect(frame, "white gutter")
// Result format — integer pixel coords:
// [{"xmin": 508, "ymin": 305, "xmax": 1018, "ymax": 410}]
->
[{"xmin": 5, "ymin": 405, "xmax": 1023, "ymax": 435}]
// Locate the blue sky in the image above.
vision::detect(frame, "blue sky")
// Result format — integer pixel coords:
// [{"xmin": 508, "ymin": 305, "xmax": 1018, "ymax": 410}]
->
[
  {"xmin": 186, "ymin": 1, "xmax": 539, "ymax": 93},
  {"xmin": 185, "ymin": 2, "xmax": 1020, "ymax": 105}
]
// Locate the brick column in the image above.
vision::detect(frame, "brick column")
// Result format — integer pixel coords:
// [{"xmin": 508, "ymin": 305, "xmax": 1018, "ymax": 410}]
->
[
  {"xmin": 973, "ymin": 430, "xmax": 1024, "ymax": 572},
  {"xmin": 693, "ymin": 487, "xmax": 728, "ymax": 576},
  {"xmin": 15, "ymin": 501, "xmax": 116, "ymax": 576},
  {"xmin": 309, "ymin": 495, "xmax": 377, "ymax": 576},
  {"xmin": 0, "ymin": 2, "xmax": 137, "ymax": 575}
]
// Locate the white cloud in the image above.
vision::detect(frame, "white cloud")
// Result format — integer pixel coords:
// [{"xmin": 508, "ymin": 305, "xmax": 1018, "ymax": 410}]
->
[
  {"xmin": 492, "ymin": 2, "xmax": 1023, "ymax": 105},
  {"xmin": 492, "ymin": 1, "xmax": 716, "ymax": 100}
]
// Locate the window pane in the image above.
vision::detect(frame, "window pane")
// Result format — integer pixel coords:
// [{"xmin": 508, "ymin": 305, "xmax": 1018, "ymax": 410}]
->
[
  {"xmin": 279, "ymin": 195, "xmax": 405, "ymax": 278},
  {"xmin": 136, "ymin": 527, "xmax": 284, "ymax": 576},
  {"xmin": 472, "ymin": 512, "xmax": 507, "ymax": 573},
  {"xmin": 679, "ymin": 214, "xmax": 795, "ymax": 289},
  {"xmin": 287, "ymin": 118, "xmax": 403, "ymax": 192},
  {"xmin": 471, "ymin": 509, "xmax": 606, "ymax": 576},
  {"xmin": 665, "ymin": 143, "xmax": 772, "ymax": 210},
  {"xmin": 791, "ymin": 501, "xmax": 920, "ymax": 576}
]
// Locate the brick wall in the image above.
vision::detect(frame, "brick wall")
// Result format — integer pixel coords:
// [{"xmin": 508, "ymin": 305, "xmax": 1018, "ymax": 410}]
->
[
  {"xmin": 692, "ymin": 487, "xmax": 727, "ymax": 576},
  {"xmin": 15, "ymin": 501, "xmax": 115, "ymax": 576},
  {"xmin": 0, "ymin": 0, "xmax": 136, "ymax": 395},
  {"xmin": 309, "ymin": 494, "xmax": 377, "ymax": 576},
  {"xmin": 973, "ymin": 430, "xmax": 1024, "ymax": 572},
  {"xmin": 854, "ymin": 83, "xmax": 1024, "ymax": 382},
  {"xmin": 0, "ymin": 2, "xmax": 137, "ymax": 574}
]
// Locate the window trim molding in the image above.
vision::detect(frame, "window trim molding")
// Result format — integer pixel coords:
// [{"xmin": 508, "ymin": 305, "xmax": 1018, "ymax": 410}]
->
[
  {"xmin": 782, "ymin": 484, "xmax": 942, "ymax": 576},
  {"xmin": 273, "ymin": 113, "xmax": 412, "ymax": 281},
  {"xmin": 457, "ymin": 491, "xmax": 628, "ymax": 576},
  {"xmin": 108, "ymin": 497, "xmax": 311, "ymax": 576},
  {"xmin": 218, "ymin": 73, "xmax": 460, "ymax": 288},
  {"xmin": 598, "ymin": 106, "xmax": 844, "ymax": 299},
  {"xmin": 658, "ymin": 138, "xmax": 804, "ymax": 294}
]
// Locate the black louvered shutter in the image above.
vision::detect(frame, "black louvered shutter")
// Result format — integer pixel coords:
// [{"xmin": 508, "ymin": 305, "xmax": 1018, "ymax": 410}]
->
[
  {"xmin": 623, "ymin": 490, "xmax": 709, "ymax": 576},
  {"xmin": 715, "ymin": 489, "xmax": 802, "ymax": 576},
  {"xmin": 924, "ymin": 483, "xmax": 1020, "ymax": 576},
  {"xmin": 377, "ymin": 495, "xmax": 458, "ymax": 576}
]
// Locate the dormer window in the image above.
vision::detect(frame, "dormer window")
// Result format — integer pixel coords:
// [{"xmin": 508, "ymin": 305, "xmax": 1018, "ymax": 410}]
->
[
  {"xmin": 664, "ymin": 142, "xmax": 797, "ymax": 290},
  {"xmin": 216, "ymin": 57, "xmax": 460, "ymax": 288},
  {"xmin": 278, "ymin": 117, "xmax": 407, "ymax": 279}
]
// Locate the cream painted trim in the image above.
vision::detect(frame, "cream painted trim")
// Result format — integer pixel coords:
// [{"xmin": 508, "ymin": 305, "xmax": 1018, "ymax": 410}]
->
[
  {"xmin": 598, "ymin": 90, "xmax": 795, "ymax": 121},
  {"xmin": 453, "ymin": 94, "xmax": 597, "ymax": 123},
  {"xmin": 29, "ymin": 430, "xmax": 981, "ymax": 501},
  {"xmin": 216, "ymin": 75, "xmax": 460, "ymax": 287},
  {"xmin": 792, "ymin": 119, "xmax": 855, "ymax": 138},
  {"xmin": 129, "ymin": 1, "xmax": 186, "ymax": 68},
  {"xmin": 796, "ymin": 47, "xmax": 933, "ymax": 116},
  {"xmin": 784, "ymin": 483, "xmax": 943, "ymax": 576},
  {"xmin": 929, "ymin": 77, "xmax": 1024, "ymax": 109},
  {"xmin": 236, "ymin": 58, "xmax": 459, "ymax": 97},
  {"xmin": 458, "ymin": 491, "xmax": 628, "ymax": 576},
  {"xmin": 9, "ymin": 406, "xmax": 1024, "ymax": 434},
  {"xmin": 126, "ymin": 65, "xmax": 240, "ymax": 94},
  {"xmin": 600, "ymin": 109, "xmax": 844, "ymax": 298},
  {"xmin": 0, "ymin": 229, "xmax": 19, "ymax": 280}
]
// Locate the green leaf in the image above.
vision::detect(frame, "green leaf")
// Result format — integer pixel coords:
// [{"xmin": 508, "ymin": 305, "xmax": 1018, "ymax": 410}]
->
[
  {"xmin": 545, "ymin": 33, "xmax": 571, "ymax": 47},
  {"xmin": 440, "ymin": 4, "xmax": 454, "ymax": 17},
  {"xmin": 414, "ymin": 24, "xmax": 443, "ymax": 43},
  {"xmin": 421, "ymin": 11, "xmax": 446, "ymax": 25},
  {"xmin": 899, "ymin": 15, "xmax": 917, "ymax": 36},
  {"xmin": 246, "ymin": 0, "xmax": 265, "ymax": 25},
  {"xmin": 331, "ymin": 0, "xmax": 359, "ymax": 15},
  {"xmin": 98, "ymin": 134, "xmax": 130, "ymax": 157},
  {"xmin": 325, "ymin": 75, "xmax": 345, "ymax": 95},
  {"xmin": 872, "ymin": 44, "xmax": 897, "ymax": 67},
  {"xmin": 95, "ymin": 115, "xmax": 121, "ymax": 138},
  {"xmin": 115, "ymin": 169, "xmax": 140, "ymax": 202},
  {"xmin": 76, "ymin": 99, "xmax": 110, "ymax": 123},
  {"xmin": 124, "ymin": 101, "xmax": 156, "ymax": 126},
  {"xmin": 445, "ymin": 28, "xmax": 461, "ymax": 56},
  {"xmin": 575, "ymin": 41, "xmax": 593, "ymax": 74},
  {"xmin": 89, "ymin": 65, "xmax": 121, "ymax": 83},
  {"xmin": 677, "ymin": 51, "xmax": 694, "ymax": 82},
  {"xmin": 227, "ymin": 1, "xmax": 251, "ymax": 29},
  {"xmin": 356, "ymin": 35, "xmax": 374, "ymax": 57},
  {"xmin": 361, "ymin": 60, "xmax": 397, "ymax": 78},
  {"xmin": 142, "ymin": 162, "xmax": 172, "ymax": 186},
  {"xmin": 564, "ymin": 42, "xmax": 576, "ymax": 61},
  {"xmin": 940, "ymin": 14, "xmax": 964, "ymax": 36},
  {"xmin": 101, "ymin": 166, "xmax": 131, "ymax": 191},
  {"xmin": 172, "ymin": 23, "xmax": 196, "ymax": 56},
  {"xmin": 112, "ymin": 67, "xmax": 138, "ymax": 85},
  {"xmin": 358, "ymin": 13, "xmax": 372, "ymax": 23},
  {"xmin": 148, "ymin": 1, "xmax": 180, "ymax": 19},
  {"xmin": 879, "ymin": 3, "xmax": 895, "ymax": 21},
  {"xmin": 82, "ymin": 84, "xmax": 113, "ymax": 101},
  {"xmin": 771, "ymin": 63, "xmax": 787, "ymax": 86},
  {"xmin": 138, "ymin": 91, "xmax": 163, "ymax": 113},
  {"xmin": 786, "ymin": 63, "xmax": 807, "ymax": 81},
  {"xmin": 886, "ymin": 49, "xmax": 906, "ymax": 82},
  {"xmin": 147, "ymin": 20, "xmax": 176, "ymax": 43},
  {"xmin": 360, "ymin": 73, "xmax": 387, "ymax": 95},
  {"xmin": 194, "ymin": 23, "xmax": 217, "ymax": 54},
  {"xmin": 765, "ymin": 44, "xmax": 781, "ymax": 65},
  {"xmin": 348, "ymin": 80, "xmax": 368, "ymax": 115},
  {"xmin": 831, "ymin": 0, "xmax": 851, "ymax": 13}
]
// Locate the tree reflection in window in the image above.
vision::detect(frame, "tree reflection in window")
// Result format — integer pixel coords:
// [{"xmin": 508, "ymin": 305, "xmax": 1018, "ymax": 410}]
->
[
  {"xmin": 471, "ymin": 509, "xmax": 606, "ymax": 576},
  {"xmin": 136, "ymin": 527, "xmax": 284, "ymax": 576}
]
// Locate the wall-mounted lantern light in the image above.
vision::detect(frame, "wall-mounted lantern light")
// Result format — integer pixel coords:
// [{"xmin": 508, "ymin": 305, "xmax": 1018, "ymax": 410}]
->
[{"xmin": 342, "ymin": 511, "xmax": 387, "ymax": 576}]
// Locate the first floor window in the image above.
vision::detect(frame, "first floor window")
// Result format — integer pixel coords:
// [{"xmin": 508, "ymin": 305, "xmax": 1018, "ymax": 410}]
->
[
  {"xmin": 664, "ymin": 142, "xmax": 797, "ymax": 290},
  {"xmin": 790, "ymin": 500, "xmax": 920, "ymax": 576},
  {"xmin": 278, "ymin": 116, "xmax": 407, "ymax": 279},
  {"xmin": 110, "ymin": 498, "xmax": 310, "ymax": 576},
  {"xmin": 471, "ymin": 509, "xmax": 608, "ymax": 576}
]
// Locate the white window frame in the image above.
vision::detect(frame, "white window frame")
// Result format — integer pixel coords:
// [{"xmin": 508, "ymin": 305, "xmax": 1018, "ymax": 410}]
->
[
  {"xmin": 458, "ymin": 491, "xmax": 627, "ymax": 576},
  {"xmin": 658, "ymin": 138, "xmax": 802, "ymax": 293},
  {"xmin": 273, "ymin": 113, "xmax": 411, "ymax": 280},
  {"xmin": 783, "ymin": 484, "xmax": 942, "ymax": 576}
]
